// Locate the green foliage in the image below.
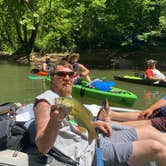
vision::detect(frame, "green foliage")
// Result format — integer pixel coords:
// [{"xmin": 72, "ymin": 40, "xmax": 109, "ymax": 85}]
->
[
  {"xmin": 137, "ymin": 31, "xmax": 161, "ymax": 42},
  {"xmin": 1, "ymin": 43, "xmax": 14, "ymax": 54},
  {"xmin": 160, "ymin": 16, "xmax": 166, "ymax": 30},
  {"xmin": 0, "ymin": 0, "xmax": 165, "ymax": 58},
  {"xmin": 159, "ymin": 0, "xmax": 166, "ymax": 32}
]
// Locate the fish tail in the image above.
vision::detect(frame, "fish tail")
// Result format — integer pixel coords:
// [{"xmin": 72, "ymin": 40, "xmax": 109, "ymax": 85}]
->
[{"xmin": 88, "ymin": 128, "xmax": 98, "ymax": 144}]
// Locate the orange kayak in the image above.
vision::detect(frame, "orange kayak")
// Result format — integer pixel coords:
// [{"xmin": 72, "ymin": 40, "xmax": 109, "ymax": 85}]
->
[{"xmin": 36, "ymin": 71, "xmax": 48, "ymax": 76}]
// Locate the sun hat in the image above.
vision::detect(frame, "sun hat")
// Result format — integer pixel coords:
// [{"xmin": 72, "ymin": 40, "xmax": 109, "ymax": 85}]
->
[
  {"xmin": 67, "ymin": 53, "xmax": 80, "ymax": 62},
  {"xmin": 146, "ymin": 59, "xmax": 157, "ymax": 65}
]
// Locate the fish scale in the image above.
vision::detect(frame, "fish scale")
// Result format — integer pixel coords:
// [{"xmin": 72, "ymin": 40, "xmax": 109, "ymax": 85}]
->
[{"xmin": 54, "ymin": 97, "xmax": 98, "ymax": 143}]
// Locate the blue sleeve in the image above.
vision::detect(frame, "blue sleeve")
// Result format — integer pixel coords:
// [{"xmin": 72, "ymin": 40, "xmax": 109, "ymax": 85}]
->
[{"xmin": 162, "ymin": 96, "xmax": 166, "ymax": 100}]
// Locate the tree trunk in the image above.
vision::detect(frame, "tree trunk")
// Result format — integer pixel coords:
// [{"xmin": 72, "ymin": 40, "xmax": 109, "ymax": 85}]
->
[{"xmin": 12, "ymin": 22, "xmax": 39, "ymax": 63}]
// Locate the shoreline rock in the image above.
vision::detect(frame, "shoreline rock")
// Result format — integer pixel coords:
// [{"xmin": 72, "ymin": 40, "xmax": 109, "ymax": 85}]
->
[
  {"xmin": 0, "ymin": 52, "xmax": 69, "ymax": 65},
  {"xmin": 30, "ymin": 52, "xmax": 68, "ymax": 63}
]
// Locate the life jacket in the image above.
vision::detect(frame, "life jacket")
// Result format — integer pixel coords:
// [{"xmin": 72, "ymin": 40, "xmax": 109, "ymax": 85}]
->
[
  {"xmin": 73, "ymin": 63, "xmax": 79, "ymax": 72},
  {"xmin": 72, "ymin": 63, "xmax": 80, "ymax": 84},
  {"xmin": 146, "ymin": 68, "xmax": 165, "ymax": 79}
]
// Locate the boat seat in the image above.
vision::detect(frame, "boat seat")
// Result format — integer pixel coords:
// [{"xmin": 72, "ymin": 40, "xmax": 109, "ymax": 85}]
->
[
  {"xmin": 0, "ymin": 149, "xmax": 73, "ymax": 166},
  {"xmin": 0, "ymin": 149, "xmax": 158, "ymax": 166},
  {"xmin": 134, "ymin": 72, "xmax": 145, "ymax": 79}
]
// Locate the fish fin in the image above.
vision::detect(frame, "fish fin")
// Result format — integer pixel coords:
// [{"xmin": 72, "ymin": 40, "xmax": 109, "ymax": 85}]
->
[
  {"xmin": 102, "ymin": 98, "xmax": 110, "ymax": 112},
  {"xmin": 88, "ymin": 128, "xmax": 98, "ymax": 144},
  {"xmin": 79, "ymin": 126, "xmax": 87, "ymax": 133}
]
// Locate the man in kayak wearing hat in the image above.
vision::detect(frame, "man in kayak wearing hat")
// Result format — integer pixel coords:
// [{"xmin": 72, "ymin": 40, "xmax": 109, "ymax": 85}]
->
[{"xmin": 145, "ymin": 59, "xmax": 166, "ymax": 81}]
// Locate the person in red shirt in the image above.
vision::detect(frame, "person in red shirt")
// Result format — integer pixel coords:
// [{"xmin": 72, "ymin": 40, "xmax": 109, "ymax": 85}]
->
[{"xmin": 145, "ymin": 59, "xmax": 166, "ymax": 81}]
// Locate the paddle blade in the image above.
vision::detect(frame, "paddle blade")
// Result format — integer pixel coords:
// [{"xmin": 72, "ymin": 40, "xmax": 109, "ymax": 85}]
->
[{"xmin": 96, "ymin": 147, "xmax": 104, "ymax": 166}]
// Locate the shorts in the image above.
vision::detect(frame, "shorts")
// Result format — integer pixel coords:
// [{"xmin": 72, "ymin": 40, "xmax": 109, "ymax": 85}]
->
[
  {"xmin": 149, "ymin": 108, "xmax": 166, "ymax": 132},
  {"xmin": 99, "ymin": 128, "xmax": 138, "ymax": 166}
]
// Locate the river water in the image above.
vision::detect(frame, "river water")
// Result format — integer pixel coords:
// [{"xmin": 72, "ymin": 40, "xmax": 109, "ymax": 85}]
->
[{"xmin": 1, "ymin": 61, "xmax": 166, "ymax": 110}]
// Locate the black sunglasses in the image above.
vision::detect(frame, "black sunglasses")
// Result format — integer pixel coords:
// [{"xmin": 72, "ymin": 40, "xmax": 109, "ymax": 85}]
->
[{"xmin": 52, "ymin": 71, "xmax": 74, "ymax": 78}]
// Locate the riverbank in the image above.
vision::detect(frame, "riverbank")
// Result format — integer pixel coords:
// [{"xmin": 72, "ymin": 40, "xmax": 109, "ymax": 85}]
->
[
  {"xmin": 30, "ymin": 52, "xmax": 68, "ymax": 66},
  {"xmin": 0, "ymin": 51, "xmax": 68, "ymax": 66},
  {"xmin": 21, "ymin": 48, "xmax": 166, "ymax": 70},
  {"xmin": 1, "ymin": 47, "xmax": 166, "ymax": 70}
]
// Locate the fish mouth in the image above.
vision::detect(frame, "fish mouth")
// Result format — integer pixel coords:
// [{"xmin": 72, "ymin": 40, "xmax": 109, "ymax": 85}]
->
[
  {"xmin": 51, "ymin": 104, "xmax": 71, "ymax": 115},
  {"xmin": 55, "ymin": 98, "xmax": 72, "ymax": 114}
]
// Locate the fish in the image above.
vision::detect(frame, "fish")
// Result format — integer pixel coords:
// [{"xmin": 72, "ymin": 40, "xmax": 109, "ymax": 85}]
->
[{"xmin": 54, "ymin": 97, "xmax": 98, "ymax": 143}]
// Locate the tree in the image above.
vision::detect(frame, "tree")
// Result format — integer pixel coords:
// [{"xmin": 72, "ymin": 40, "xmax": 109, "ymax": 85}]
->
[
  {"xmin": 2, "ymin": 0, "xmax": 40, "ymax": 61},
  {"xmin": 0, "ymin": 0, "xmax": 165, "ymax": 63}
]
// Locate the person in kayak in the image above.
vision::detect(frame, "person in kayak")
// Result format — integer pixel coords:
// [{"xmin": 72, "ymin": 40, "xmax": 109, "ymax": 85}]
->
[
  {"xmin": 145, "ymin": 59, "xmax": 166, "ymax": 81},
  {"xmin": 34, "ymin": 60, "xmax": 166, "ymax": 166},
  {"xmin": 98, "ymin": 96, "xmax": 166, "ymax": 132},
  {"xmin": 42, "ymin": 57, "xmax": 52, "ymax": 72},
  {"xmin": 67, "ymin": 53, "xmax": 91, "ymax": 84}
]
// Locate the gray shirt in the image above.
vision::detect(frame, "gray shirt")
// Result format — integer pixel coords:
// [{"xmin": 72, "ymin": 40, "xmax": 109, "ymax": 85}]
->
[{"xmin": 35, "ymin": 90, "xmax": 96, "ymax": 166}]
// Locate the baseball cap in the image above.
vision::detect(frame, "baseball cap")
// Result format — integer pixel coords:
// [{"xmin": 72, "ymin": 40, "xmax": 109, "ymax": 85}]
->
[{"xmin": 146, "ymin": 59, "xmax": 157, "ymax": 65}]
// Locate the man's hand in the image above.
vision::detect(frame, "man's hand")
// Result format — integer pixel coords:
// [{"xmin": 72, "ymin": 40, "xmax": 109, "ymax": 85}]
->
[
  {"xmin": 50, "ymin": 105, "xmax": 67, "ymax": 124},
  {"xmin": 94, "ymin": 120, "xmax": 112, "ymax": 137},
  {"xmin": 138, "ymin": 108, "xmax": 153, "ymax": 119}
]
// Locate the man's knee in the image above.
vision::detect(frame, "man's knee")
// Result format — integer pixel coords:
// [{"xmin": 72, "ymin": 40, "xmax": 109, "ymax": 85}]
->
[{"xmin": 148, "ymin": 140, "xmax": 164, "ymax": 153}]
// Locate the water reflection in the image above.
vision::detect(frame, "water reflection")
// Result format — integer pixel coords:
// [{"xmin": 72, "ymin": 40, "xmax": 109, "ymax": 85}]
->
[
  {"xmin": 143, "ymin": 90, "xmax": 163, "ymax": 109},
  {"xmin": 0, "ymin": 61, "xmax": 166, "ymax": 110}
]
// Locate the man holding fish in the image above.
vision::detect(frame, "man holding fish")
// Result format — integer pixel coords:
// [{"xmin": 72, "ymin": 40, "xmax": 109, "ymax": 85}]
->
[{"xmin": 34, "ymin": 60, "xmax": 166, "ymax": 166}]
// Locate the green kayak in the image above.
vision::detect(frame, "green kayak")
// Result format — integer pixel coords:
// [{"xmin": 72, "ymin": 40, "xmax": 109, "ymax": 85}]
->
[
  {"xmin": 27, "ymin": 75, "xmax": 46, "ymax": 80},
  {"xmin": 45, "ymin": 77, "xmax": 137, "ymax": 107},
  {"xmin": 114, "ymin": 75, "xmax": 166, "ymax": 87}
]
